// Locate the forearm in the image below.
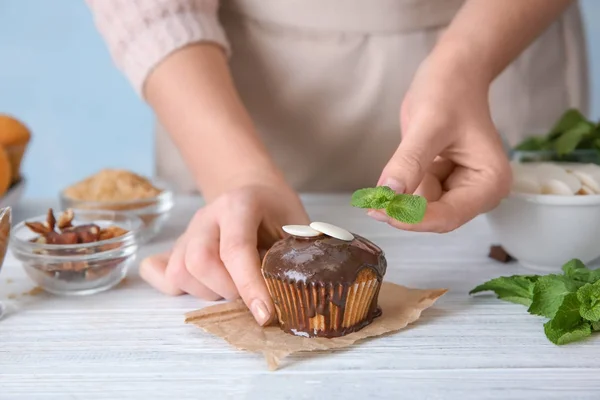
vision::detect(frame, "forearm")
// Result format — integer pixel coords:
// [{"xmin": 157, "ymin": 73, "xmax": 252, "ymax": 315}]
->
[
  {"xmin": 431, "ymin": 0, "xmax": 575, "ymax": 84},
  {"xmin": 145, "ymin": 44, "xmax": 284, "ymax": 201}
]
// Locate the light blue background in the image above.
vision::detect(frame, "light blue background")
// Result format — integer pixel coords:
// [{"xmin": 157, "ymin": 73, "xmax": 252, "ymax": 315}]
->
[{"xmin": 1, "ymin": 0, "xmax": 599, "ymax": 198}]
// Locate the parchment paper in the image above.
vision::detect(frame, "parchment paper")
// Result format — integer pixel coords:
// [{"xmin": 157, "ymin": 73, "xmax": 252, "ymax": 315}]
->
[{"xmin": 185, "ymin": 282, "xmax": 447, "ymax": 370}]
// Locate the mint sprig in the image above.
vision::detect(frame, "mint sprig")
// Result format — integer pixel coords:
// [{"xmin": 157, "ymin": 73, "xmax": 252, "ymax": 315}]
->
[
  {"xmin": 577, "ymin": 281, "xmax": 600, "ymax": 322},
  {"xmin": 562, "ymin": 259, "xmax": 600, "ymax": 283},
  {"xmin": 470, "ymin": 258, "xmax": 600, "ymax": 345},
  {"xmin": 543, "ymin": 293, "xmax": 591, "ymax": 345},
  {"xmin": 514, "ymin": 108, "xmax": 600, "ymax": 157},
  {"xmin": 351, "ymin": 186, "xmax": 395, "ymax": 209},
  {"xmin": 470, "ymin": 275, "xmax": 538, "ymax": 307},
  {"xmin": 350, "ymin": 186, "xmax": 427, "ymax": 224},
  {"xmin": 527, "ymin": 275, "xmax": 583, "ymax": 318}
]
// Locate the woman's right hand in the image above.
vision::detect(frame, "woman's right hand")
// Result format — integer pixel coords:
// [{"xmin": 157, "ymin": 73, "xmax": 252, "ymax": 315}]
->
[{"xmin": 139, "ymin": 182, "xmax": 309, "ymax": 326}]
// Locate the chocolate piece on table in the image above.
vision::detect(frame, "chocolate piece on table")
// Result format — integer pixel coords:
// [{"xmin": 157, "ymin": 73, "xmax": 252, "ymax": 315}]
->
[{"xmin": 488, "ymin": 245, "xmax": 514, "ymax": 263}]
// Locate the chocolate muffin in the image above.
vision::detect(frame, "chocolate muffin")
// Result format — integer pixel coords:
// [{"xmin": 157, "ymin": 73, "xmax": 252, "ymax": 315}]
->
[
  {"xmin": 0, "ymin": 114, "xmax": 31, "ymax": 183},
  {"xmin": 261, "ymin": 222, "xmax": 387, "ymax": 338}
]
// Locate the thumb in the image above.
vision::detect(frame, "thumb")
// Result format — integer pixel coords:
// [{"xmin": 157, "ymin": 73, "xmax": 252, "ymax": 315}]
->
[{"xmin": 378, "ymin": 121, "xmax": 448, "ymax": 194}]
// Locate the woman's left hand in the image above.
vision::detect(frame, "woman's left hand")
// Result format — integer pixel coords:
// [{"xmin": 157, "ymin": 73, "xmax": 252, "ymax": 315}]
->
[{"xmin": 369, "ymin": 53, "xmax": 512, "ymax": 233}]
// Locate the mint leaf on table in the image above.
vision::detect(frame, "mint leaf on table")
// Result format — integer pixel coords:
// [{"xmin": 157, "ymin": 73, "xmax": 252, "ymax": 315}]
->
[
  {"xmin": 350, "ymin": 186, "xmax": 396, "ymax": 209},
  {"xmin": 554, "ymin": 121, "xmax": 594, "ymax": 156},
  {"xmin": 469, "ymin": 275, "xmax": 538, "ymax": 307},
  {"xmin": 544, "ymin": 320, "xmax": 592, "ymax": 345},
  {"xmin": 562, "ymin": 259, "xmax": 600, "ymax": 284},
  {"xmin": 385, "ymin": 194, "xmax": 427, "ymax": 225},
  {"xmin": 576, "ymin": 281, "xmax": 600, "ymax": 322},
  {"xmin": 351, "ymin": 187, "xmax": 427, "ymax": 224},
  {"xmin": 562, "ymin": 258, "xmax": 588, "ymax": 277},
  {"xmin": 543, "ymin": 293, "xmax": 592, "ymax": 345},
  {"xmin": 527, "ymin": 275, "xmax": 582, "ymax": 318},
  {"xmin": 470, "ymin": 258, "xmax": 600, "ymax": 346}
]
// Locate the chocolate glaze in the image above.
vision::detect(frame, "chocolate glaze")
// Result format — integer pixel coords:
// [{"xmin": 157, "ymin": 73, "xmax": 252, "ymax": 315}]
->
[
  {"xmin": 263, "ymin": 234, "xmax": 386, "ymax": 284},
  {"xmin": 262, "ymin": 233, "xmax": 387, "ymax": 338}
]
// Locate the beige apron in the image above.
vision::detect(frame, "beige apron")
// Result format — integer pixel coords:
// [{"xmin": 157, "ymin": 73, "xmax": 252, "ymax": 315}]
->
[{"xmin": 155, "ymin": 0, "xmax": 589, "ymax": 194}]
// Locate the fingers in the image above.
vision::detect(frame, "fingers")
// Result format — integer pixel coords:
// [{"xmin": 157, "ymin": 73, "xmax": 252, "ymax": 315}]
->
[
  {"xmin": 184, "ymin": 231, "xmax": 238, "ymax": 300},
  {"xmin": 427, "ymin": 157, "xmax": 455, "ymax": 182},
  {"xmin": 141, "ymin": 212, "xmax": 241, "ymax": 302},
  {"xmin": 413, "ymin": 173, "xmax": 443, "ymax": 201},
  {"xmin": 371, "ymin": 166, "xmax": 509, "ymax": 233},
  {"xmin": 413, "ymin": 158, "xmax": 456, "ymax": 201},
  {"xmin": 165, "ymin": 237, "xmax": 222, "ymax": 300},
  {"xmin": 378, "ymin": 116, "xmax": 452, "ymax": 194},
  {"xmin": 139, "ymin": 251, "xmax": 184, "ymax": 296},
  {"xmin": 219, "ymin": 206, "xmax": 274, "ymax": 326}
]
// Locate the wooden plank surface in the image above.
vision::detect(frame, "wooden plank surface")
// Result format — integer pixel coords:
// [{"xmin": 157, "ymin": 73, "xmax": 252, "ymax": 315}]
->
[{"xmin": 1, "ymin": 195, "xmax": 599, "ymax": 399}]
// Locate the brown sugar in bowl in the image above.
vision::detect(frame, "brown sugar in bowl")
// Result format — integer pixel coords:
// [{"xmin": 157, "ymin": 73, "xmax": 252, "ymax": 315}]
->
[{"xmin": 59, "ymin": 169, "xmax": 174, "ymax": 243}]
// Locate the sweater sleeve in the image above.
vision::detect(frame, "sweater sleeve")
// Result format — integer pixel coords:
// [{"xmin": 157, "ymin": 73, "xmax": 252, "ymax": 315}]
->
[{"xmin": 85, "ymin": 0, "xmax": 230, "ymax": 96}]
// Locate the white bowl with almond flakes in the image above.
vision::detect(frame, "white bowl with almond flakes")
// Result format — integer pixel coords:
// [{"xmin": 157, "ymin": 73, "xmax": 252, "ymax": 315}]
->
[{"xmin": 486, "ymin": 161, "xmax": 600, "ymax": 272}]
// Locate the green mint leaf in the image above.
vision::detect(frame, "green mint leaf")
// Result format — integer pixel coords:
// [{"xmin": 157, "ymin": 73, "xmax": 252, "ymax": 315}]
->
[
  {"xmin": 576, "ymin": 281, "xmax": 600, "ymax": 322},
  {"xmin": 514, "ymin": 136, "xmax": 548, "ymax": 152},
  {"xmin": 592, "ymin": 321, "xmax": 600, "ymax": 331},
  {"xmin": 527, "ymin": 275, "xmax": 582, "ymax": 318},
  {"xmin": 350, "ymin": 186, "xmax": 396, "ymax": 209},
  {"xmin": 469, "ymin": 275, "xmax": 538, "ymax": 307},
  {"xmin": 548, "ymin": 108, "xmax": 588, "ymax": 139},
  {"xmin": 543, "ymin": 293, "xmax": 591, "ymax": 345},
  {"xmin": 554, "ymin": 121, "xmax": 594, "ymax": 156},
  {"xmin": 384, "ymin": 194, "xmax": 427, "ymax": 224},
  {"xmin": 549, "ymin": 292, "xmax": 582, "ymax": 327},
  {"xmin": 562, "ymin": 258, "xmax": 588, "ymax": 277},
  {"xmin": 544, "ymin": 320, "xmax": 592, "ymax": 345},
  {"xmin": 562, "ymin": 259, "xmax": 600, "ymax": 284}
]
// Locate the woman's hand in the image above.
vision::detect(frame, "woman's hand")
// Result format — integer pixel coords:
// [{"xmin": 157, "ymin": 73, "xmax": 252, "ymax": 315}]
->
[
  {"xmin": 370, "ymin": 0, "xmax": 576, "ymax": 232},
  {"xmin": 140, "ymin": 182, "xmax": 309, "ymax": 326},
  {"xmin": 370, "ymin": 52, "xmax": 512, "ymax": 232}
]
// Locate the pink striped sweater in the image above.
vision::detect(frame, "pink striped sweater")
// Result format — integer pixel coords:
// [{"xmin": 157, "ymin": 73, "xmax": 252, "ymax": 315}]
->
[{"xmin": 85, "ymin": 0, "xmax": 229, "ymax": 96}]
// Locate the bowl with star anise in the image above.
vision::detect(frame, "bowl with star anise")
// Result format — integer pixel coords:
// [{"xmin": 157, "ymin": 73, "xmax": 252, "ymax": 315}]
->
[{"xmin": 10, "ymin": 208, "xmax": 142, "ymax": 295}]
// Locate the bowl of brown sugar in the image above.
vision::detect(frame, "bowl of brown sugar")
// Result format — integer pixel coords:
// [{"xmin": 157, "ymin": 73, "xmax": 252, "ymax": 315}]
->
[{"xmin": 59, "ymin": 169, "xmax": 174, "ymax": 243}]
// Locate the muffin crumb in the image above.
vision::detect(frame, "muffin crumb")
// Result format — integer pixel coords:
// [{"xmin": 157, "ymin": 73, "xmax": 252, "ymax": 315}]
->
[{"xmin": 64, "ymin": 169, "xmax": 162, "ymax": 202}]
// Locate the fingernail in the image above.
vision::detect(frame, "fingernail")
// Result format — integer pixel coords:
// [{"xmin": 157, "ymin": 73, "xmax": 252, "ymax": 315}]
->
[
  {"xmin": 382, "ymin": 178, "xmax": 405, "ymax": 194},
  {"xmin": 367, "ymin": 210, "xmax": 389, "ymax": 222},
  {"xmin": 251, "ymin": 299, "xmax": 270, "ymax": 326}
]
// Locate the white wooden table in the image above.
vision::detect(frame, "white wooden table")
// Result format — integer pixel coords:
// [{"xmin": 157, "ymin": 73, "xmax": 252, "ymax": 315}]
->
[{"xmin": 1, "ymin": 195, "xmax": 599, "ymax": 399}]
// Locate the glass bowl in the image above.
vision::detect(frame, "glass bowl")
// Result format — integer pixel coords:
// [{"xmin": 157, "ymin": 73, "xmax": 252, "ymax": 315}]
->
[
  {"xmin": 10, "ymin": 209, "xmax": 142, "ymax": 296},
  {"xmin": 59, "ymin": 179, "xmax": 174, "ymax": 244},
  {"xmin": 0, "ymin": 207, "xmax": 11, "ymax": 319}
]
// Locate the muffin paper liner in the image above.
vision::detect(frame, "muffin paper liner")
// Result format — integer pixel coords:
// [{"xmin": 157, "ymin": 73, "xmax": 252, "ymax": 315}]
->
[
  {"xmin": 263, "ymin": 268, "xmax": 380, "ymax": 337},
  {"xmin": 5, "ymin": 144, "xmax": 26, "ymax": 182}
]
